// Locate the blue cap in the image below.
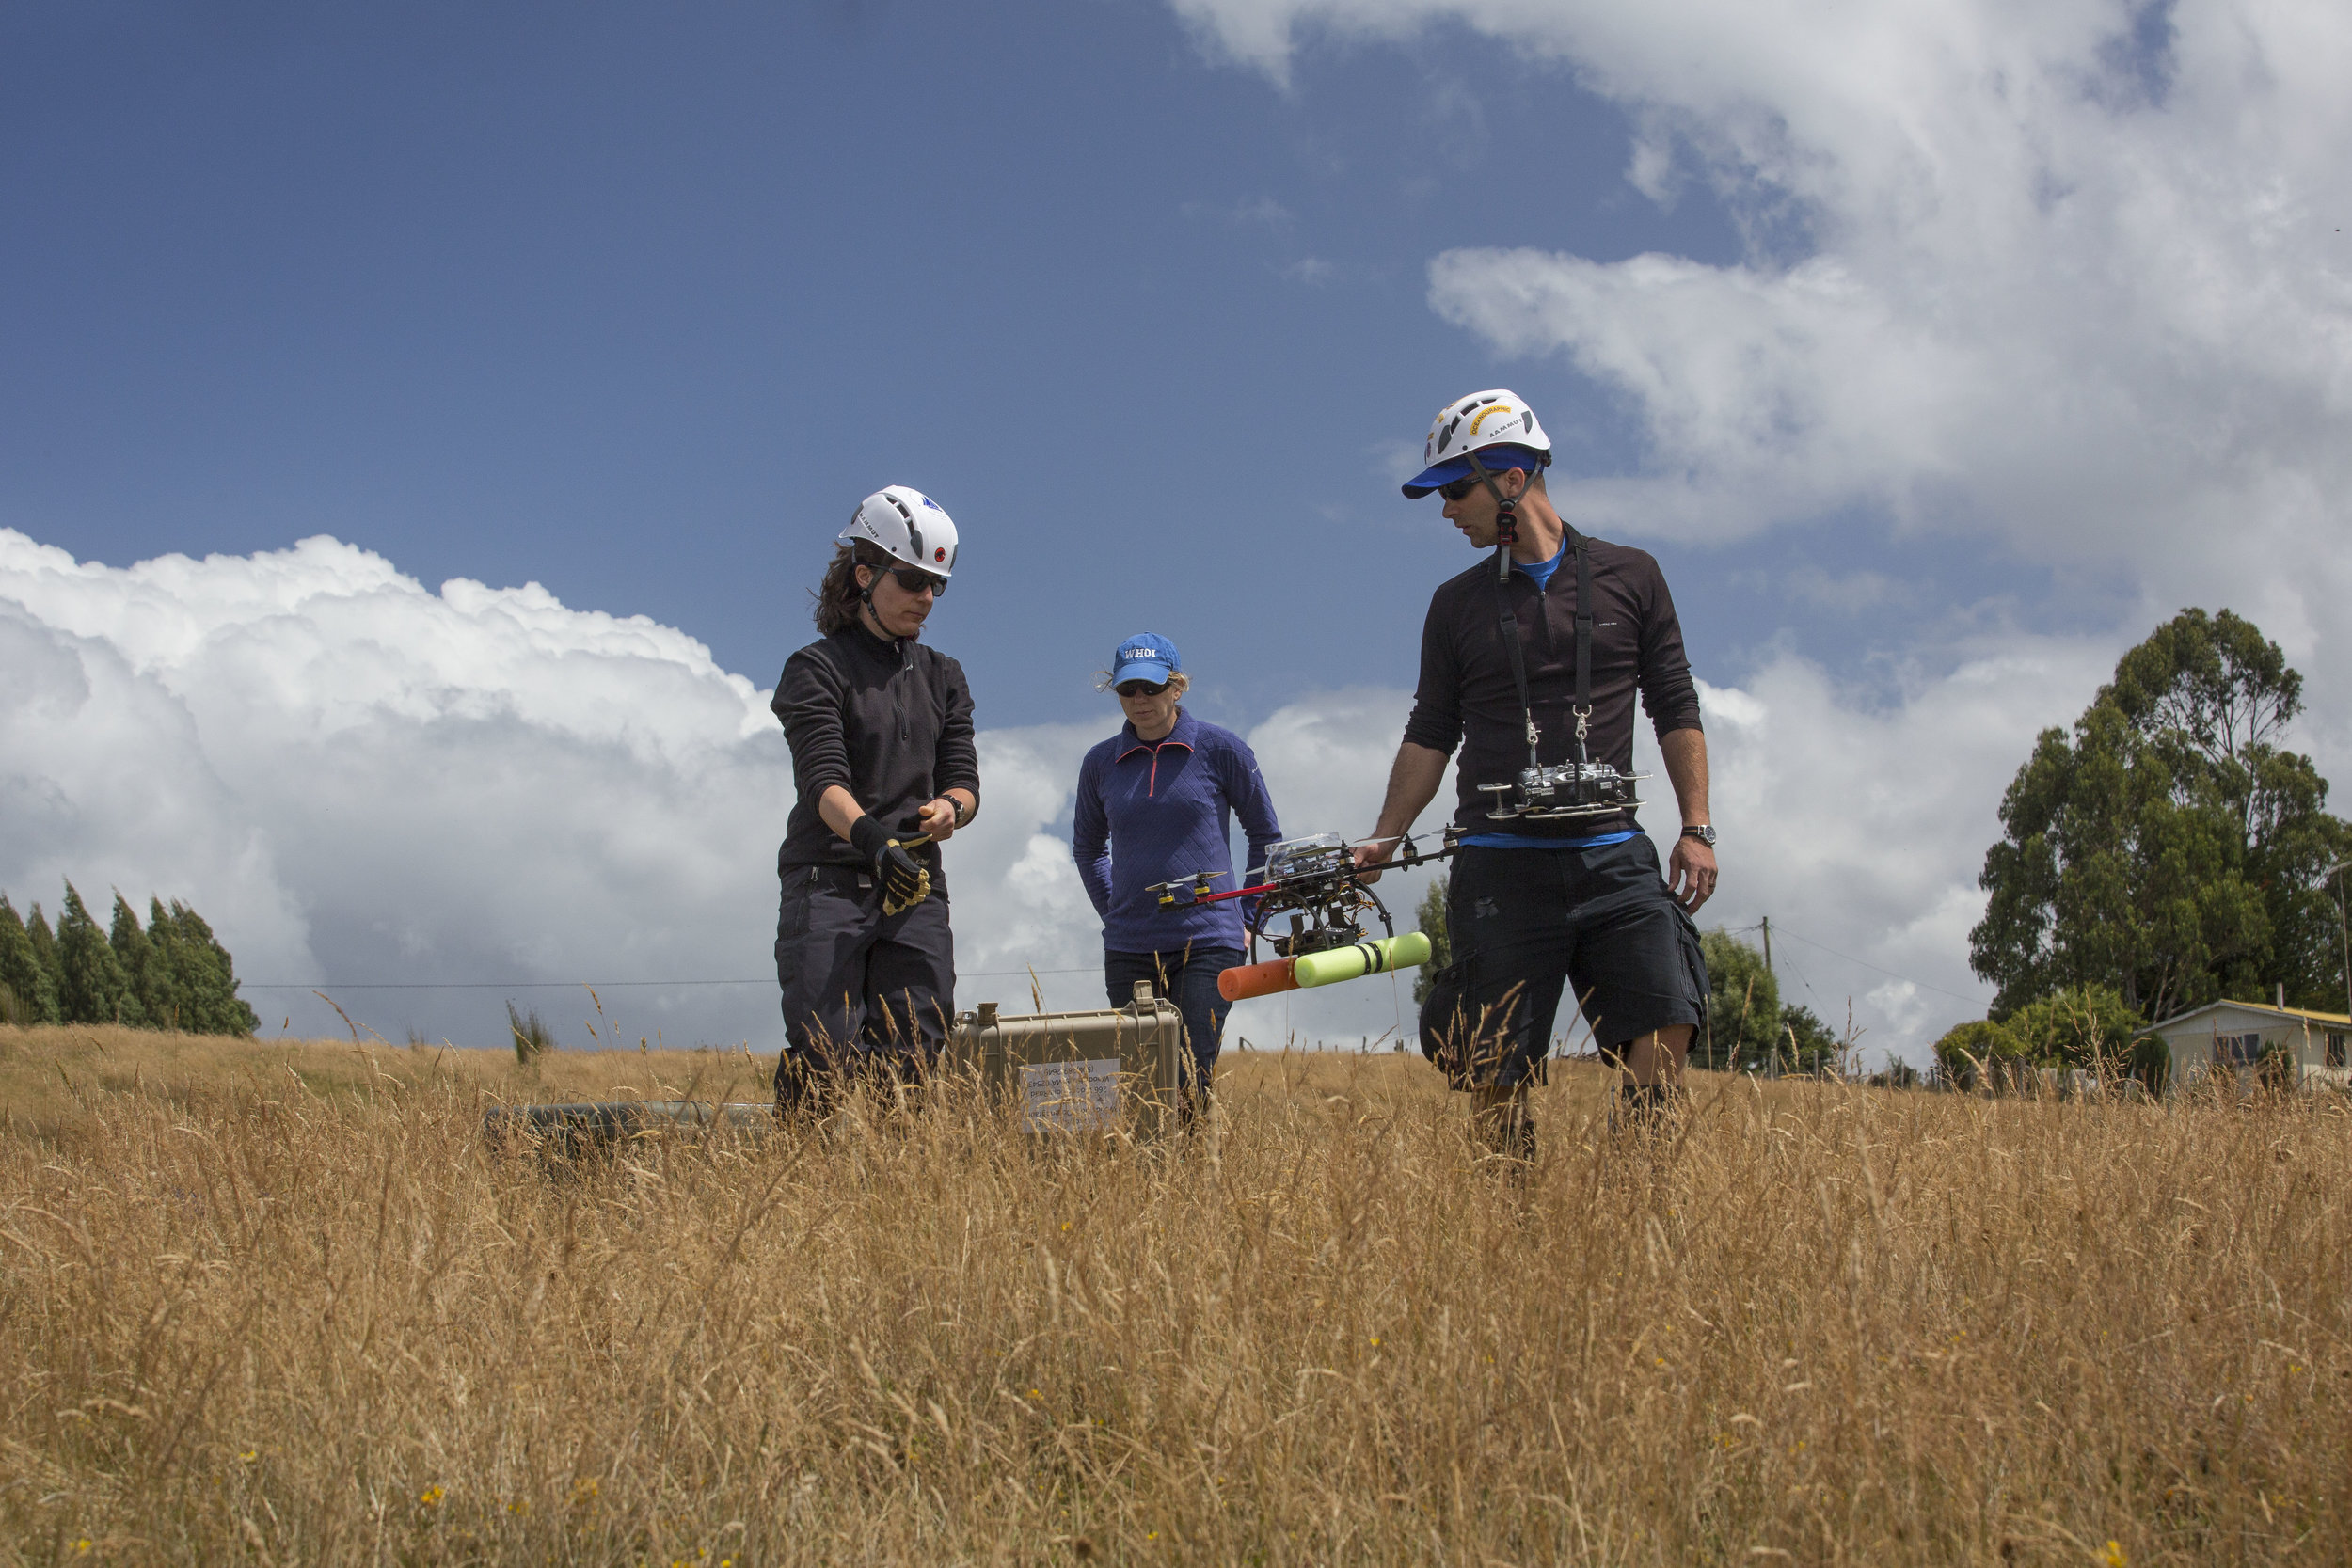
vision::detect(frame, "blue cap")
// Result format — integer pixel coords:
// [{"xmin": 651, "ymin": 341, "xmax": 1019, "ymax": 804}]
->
[
  {"xmin": 1110, "ymin": 633, "xmax": 1181, "ymax": 688},
  {"xmin": 1402, "ymin": 443, "xmax": 1548, "ymax": 499}
]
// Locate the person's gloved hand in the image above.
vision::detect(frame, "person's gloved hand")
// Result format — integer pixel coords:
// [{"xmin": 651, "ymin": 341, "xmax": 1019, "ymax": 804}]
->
[{"xmin": 850, "ymin": 816, "xmax": 929, "ymax": 910}]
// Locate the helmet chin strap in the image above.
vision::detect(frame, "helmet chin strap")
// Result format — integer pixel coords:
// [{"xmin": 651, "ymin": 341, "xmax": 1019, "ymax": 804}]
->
[
  {"xmin": 1465, "ymin": 451, "xmax": 1519, "ymax": 584},
  {"xmin": 855, "ymin": 563, "xmax": 894, "ymax": 641}
]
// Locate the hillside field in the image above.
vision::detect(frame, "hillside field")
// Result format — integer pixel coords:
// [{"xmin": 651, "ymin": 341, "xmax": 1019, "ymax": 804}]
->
[{"xmin": 1, "ymin": 1023, "xmax": 2346, "ymax": 1564}]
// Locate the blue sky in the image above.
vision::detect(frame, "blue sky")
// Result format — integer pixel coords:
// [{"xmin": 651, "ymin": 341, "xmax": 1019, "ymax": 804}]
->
[
  {"xmin": 4, "ymin": 0, "xmax": 2344, "ymax": 1057},
  {"xmin": 1, "ymin": 0, "xmax": 2055, "ymax": 727}
]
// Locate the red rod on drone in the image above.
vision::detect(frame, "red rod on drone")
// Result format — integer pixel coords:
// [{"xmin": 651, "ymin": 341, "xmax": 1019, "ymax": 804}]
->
[{"xmin": 1185, "ymin": 879, "xmax": 1279, "ymax": 906}]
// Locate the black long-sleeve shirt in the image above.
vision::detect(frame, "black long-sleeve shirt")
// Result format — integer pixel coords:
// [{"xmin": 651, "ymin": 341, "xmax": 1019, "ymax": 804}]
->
[
  {"xmin": 1402, "ymin": 537, "xmax": 1702, "ymax": 839},
  {"xmin": 771, "ymin": 624, "xmax": 980, "ymax": 884}
]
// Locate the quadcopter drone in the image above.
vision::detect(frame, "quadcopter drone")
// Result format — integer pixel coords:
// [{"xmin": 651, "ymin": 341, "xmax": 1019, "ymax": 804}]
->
[{"xmin": 1148, "ymin": 829, "xmax": 1460, "ymax": 963}]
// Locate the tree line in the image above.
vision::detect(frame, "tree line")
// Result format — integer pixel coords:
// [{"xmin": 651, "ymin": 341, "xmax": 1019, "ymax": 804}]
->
[
  {"xmin": 1940, "ymin": 608, "xmax": 2350, "ymax": 1081},
  {"xmin": 0, "ymin": 882, "xmax": 259, "ymax": 1035}
]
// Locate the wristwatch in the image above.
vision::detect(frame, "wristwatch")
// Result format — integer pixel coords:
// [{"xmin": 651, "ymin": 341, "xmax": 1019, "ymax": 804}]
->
[{"xmin": 1680, "ymin": 824, "xmax": 1718, "ymax": 847}]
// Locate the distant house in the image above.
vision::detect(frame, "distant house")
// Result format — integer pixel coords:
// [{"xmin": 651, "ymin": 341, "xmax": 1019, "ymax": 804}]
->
[{"xmin": 2151, "ymin": 1000, "xmax": 2352, "ymax": 1093}]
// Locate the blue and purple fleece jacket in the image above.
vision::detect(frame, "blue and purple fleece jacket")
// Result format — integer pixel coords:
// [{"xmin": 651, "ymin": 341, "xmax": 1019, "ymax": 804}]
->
[{"xmin": 1073, "ymin": 709, "xmax": 1283, "ymax": 953}]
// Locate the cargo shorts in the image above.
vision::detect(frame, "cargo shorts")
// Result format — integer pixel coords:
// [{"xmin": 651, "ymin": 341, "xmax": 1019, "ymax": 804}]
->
[{"xmin": 1418, "ymin": 836, "xmax": 1709, "ymax": 1089}]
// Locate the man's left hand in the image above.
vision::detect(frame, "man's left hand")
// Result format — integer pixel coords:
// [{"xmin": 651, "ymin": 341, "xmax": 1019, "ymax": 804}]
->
[
  {"xmin": 917, "ymin": 796, "xmax": 962, "ymax": 842},
  {"xmin": 1667, "ymin": 833, "xmax": 1717, "ymax": 912}
]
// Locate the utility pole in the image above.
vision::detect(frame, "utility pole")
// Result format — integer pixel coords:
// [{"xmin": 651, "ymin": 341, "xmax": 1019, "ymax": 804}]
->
[
  {"xmin": 1759, "ymin": 914, "xmax": 1773, "ymax": 979},
  {"xmin": 1759, "ymin": 915, "xmax": 1776, "ymax": 1078},
  {"xmin": 2327, "ymin": 861, "xmax": 2352, "ymax": 1024}
]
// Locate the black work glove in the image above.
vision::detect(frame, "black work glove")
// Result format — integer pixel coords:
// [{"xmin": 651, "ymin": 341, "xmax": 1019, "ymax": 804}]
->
[{"xmin": 850, "ymin": 816, "xmax": 928, "ymax": 910}]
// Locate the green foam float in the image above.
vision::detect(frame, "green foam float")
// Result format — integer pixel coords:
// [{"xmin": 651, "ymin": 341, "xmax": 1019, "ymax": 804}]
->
[{"xmin": 1291, "ymin": 930, "xmax": 1433, "ymax": 989}]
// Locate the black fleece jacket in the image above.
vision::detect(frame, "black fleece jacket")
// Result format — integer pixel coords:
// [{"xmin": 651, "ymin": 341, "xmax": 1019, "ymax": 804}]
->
[
  {"xmin": 771, "ymin": 624, "xmax": 980, "ymax": 883},
  {"xmin": 1402, "ymin": 535, "xmax": 1703, "ymax": 839}
]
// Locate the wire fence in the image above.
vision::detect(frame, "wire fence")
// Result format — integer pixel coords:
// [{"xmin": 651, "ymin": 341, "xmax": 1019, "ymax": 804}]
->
[
  {"xmin": 245, "ymin": 967, "xmax": 1103, "ymax": 990},
  {"xmin": 247, "ymin": 921, "xmax": 1982, "ymax": 1014}
]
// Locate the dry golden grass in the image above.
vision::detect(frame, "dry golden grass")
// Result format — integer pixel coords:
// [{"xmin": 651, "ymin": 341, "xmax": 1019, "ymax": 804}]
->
[{"xmin": 2, "ymin": 1022, "xmax": 2348, "ymax": 1565}]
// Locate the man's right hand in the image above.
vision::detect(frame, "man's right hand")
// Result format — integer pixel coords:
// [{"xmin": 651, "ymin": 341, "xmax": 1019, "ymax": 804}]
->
[
  {"xmin": 1351, "ymin": 836, "xmax": 1399, "ymax": 884},
  {"xmin": 1355, "ymin": 743, "xmax": 1450, "ymax": 886},
  {"xmin": 850, "ymin": 816, "xmax": 929, "ymax": 908}
]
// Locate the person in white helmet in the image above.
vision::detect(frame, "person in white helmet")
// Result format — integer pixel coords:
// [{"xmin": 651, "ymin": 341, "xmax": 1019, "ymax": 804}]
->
[
  {"xmin": 1353, "ymin": 390, "xmax": 1717, "ymax": 1157},
  {"xmin": 769, "ymin": 485, "xmax": 979, "ymax": 1115}
]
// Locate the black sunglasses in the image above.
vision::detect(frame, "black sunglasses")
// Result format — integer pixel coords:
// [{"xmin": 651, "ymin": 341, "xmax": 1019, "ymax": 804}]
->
[
  {"xmin": 883, "ymin": 564, "xmax": 946, "ymax": 596},
  {"xmin": 1437, "ymin": 471, "xmax": 1493, "ymax": 503},
  {"xmin": 1116, "ymin": 680, "xmax": 1168, "ymax": 698}
]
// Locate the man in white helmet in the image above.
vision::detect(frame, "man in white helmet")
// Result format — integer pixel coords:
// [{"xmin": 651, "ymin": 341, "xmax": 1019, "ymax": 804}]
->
[
  {"xmin": 769, "ymin": 484, "xmax": 979, "ymax": 1115},
  {"xmin": 1354, "ymin": 390, "xmax": 1718, "ymax": 1156}
]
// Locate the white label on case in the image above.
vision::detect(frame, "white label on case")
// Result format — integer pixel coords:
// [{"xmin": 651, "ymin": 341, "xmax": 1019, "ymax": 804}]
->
[{"xmin": 1019, "ymin": 1057, "xmax": 1121, "ymax": 1132}]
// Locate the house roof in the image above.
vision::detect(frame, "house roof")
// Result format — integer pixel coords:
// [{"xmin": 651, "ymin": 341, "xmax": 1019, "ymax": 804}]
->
[{"xmin": 2152, "ymin": 999, "xmax": 2352, "ymax": 1033}]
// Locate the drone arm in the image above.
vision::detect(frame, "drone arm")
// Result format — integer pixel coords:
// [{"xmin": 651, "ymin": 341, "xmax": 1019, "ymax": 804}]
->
[{"xmin": 1187, "ymin": 879, "xmax": 1280, "ymax": 907}]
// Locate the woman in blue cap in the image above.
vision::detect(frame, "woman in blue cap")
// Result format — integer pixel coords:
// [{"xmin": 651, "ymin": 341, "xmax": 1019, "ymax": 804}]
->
[{"xmin": 1073, "ymin": 633, "xmax": 1283, "ymax": 1118}]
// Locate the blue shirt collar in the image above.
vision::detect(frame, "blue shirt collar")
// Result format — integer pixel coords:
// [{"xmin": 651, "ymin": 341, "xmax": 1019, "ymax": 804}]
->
[
  {"xmin": 1514, "ymin": 536, "xmax": 1565, "ymax": 573},
  {"xmin": 1120, "ymin": 707, "xmax": 1197, "ymax": 750}
]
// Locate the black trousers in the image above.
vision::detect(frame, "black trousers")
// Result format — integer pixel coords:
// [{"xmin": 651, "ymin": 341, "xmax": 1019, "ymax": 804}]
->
[
  {"xmin": 772, "ymin": 862, "xmax": 954, "ymax": 1108},
  {"xmin": 1436, "ymin": 836, "xmax": 1708, "ymax": 1087}
]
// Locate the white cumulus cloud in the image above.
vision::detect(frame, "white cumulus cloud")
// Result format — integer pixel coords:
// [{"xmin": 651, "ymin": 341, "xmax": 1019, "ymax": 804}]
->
[
  {"xmin": 0, "ymin": 530, "xmax": 1096, "ymax": 1051},
  {"xmin": 1171, "ymin": 0, "xmax": 2352, "ymax": 736}
]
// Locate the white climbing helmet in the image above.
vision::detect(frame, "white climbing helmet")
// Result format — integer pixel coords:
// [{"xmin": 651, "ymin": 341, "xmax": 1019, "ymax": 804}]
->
[
  {"xmin": 1401, "ymin": 389, "xmax": 1552, "ymax": 498},
  {"xmin": 839, "ymin": 485, "xmax": 959, "ymax": 578}
]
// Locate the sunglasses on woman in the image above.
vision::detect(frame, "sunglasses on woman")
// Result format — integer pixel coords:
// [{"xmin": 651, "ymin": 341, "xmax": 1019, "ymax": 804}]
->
[
  {"xmin": 1115, "ymin": 680, "xmax": 1168, "ymax": 698},
  {"xmin": 884, "ymin": 565, "xmax": 946, "ymax": 596}
]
